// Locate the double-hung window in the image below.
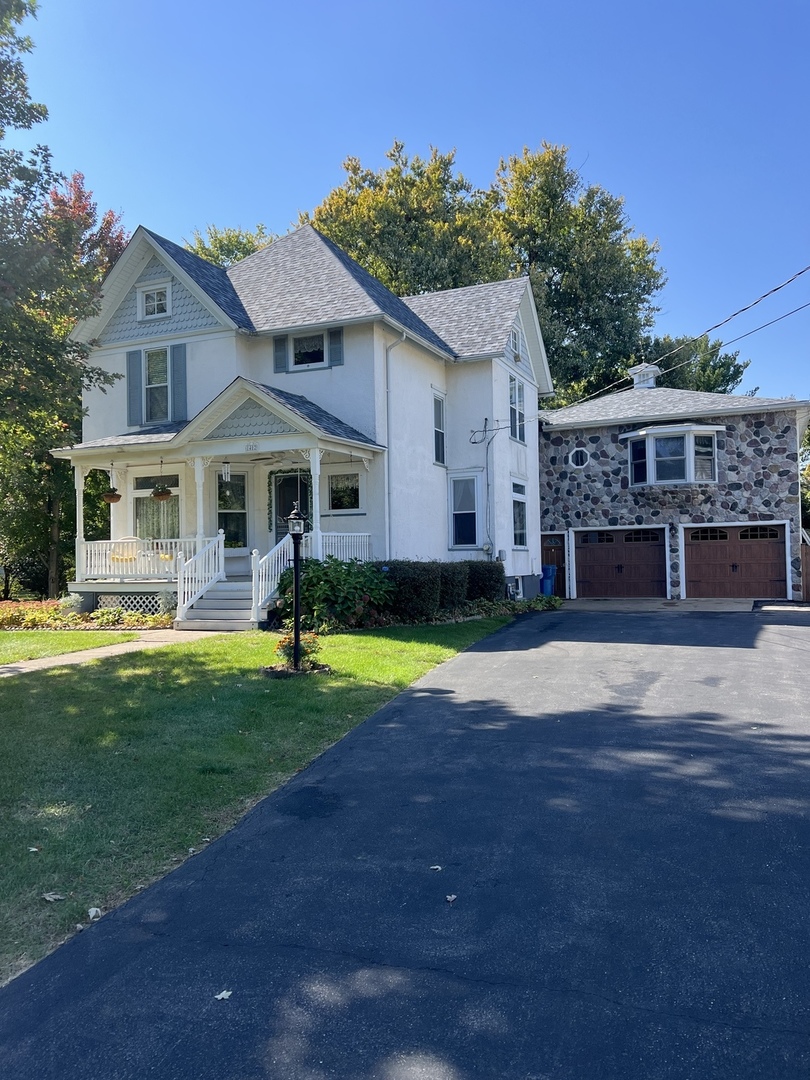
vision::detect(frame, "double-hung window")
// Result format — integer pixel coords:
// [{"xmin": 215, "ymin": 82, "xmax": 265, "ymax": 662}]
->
[
  {"xmin": 450, "ymin": 475, "xmax": 478, "ymax": 547},
  {"xmin": 627, "ymin": 427, "xmax": 718, "ymax": 485},
  {"xmin": 145, "ymin": 348, "xmax": 170, "ymax": 422},
  {"xmin": 509, "ymin": 376, "xmax": 525, "ymax": 442},
  {"xmin": 434, "ymin": 395, "xmax": 446, "ymax": 464}
]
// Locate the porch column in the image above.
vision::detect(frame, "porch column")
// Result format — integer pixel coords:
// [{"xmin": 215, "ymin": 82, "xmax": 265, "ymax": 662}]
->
[
  {"xmin": 74, "ymin": 465, "xmax": 86, "ymax": 582},
  {"xmin": 193, "ymin": 457, "xmax": 208, "ymax": 551},
  {"xmin": 305, "ymin": 447, "xmax": 323, "ymax": 560}
]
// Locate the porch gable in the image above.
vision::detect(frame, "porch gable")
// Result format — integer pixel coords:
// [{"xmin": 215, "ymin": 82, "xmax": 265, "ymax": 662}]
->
[{"xmin": 204, "ymin": 400, "xmax": 300, "ymax": 440}]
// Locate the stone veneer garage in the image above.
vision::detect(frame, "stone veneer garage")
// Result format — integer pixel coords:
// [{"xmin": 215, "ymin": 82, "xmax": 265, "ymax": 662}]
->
[{"xmin": 538, "ymin": 369, "xmax": 809, "ymax": 601}]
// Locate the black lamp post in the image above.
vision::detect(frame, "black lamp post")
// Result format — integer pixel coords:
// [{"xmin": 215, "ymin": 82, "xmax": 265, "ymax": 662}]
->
[{"xmin": 287, "ymin": 502, "xmax": 305, "ymax": 670}]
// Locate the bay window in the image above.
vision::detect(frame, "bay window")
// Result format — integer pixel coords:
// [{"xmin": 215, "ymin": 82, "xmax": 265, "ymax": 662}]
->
[{"xmin": 627, "ymin": 427, "xmax": 718, "ymax": 485}]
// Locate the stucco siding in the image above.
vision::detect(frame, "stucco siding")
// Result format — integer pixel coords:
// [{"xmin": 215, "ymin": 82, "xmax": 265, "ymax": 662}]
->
[{"xmin": 539, "ymin": 410, "xmax": 803, "ymax": 598}]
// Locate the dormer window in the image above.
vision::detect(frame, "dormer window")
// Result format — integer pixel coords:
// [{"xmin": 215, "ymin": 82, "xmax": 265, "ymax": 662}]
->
[
  {"xmin": 625, "ymin": 425, "xmax": 719, "ymax": 486},
  {"xmin": 138, "ymin": 282, "xmax": 171, "ymax": 321}
]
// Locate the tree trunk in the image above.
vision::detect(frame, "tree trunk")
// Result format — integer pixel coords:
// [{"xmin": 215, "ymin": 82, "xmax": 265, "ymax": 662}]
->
[
  {"xmin": 48, "ymin": 494, "xmax": 61, "ymax": 598},
  {"xmin": 2, "ymin": 564, "xmax": 10, "ymax": 601}
]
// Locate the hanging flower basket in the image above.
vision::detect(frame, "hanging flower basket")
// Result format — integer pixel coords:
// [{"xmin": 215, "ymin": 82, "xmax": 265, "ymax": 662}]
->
[
  {"xmin": 101, "ymin": 489, "xmax": 121, "ymax": 504},
  {"xmin": 151, "ymin": 484, "xmax": 172, "ymax": 502}
]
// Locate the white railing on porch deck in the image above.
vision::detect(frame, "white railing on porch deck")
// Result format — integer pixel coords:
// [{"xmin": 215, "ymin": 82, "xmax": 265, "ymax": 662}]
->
[
  {"xmin": 176, "ymin": 531, "xmax": 226, "ymax": 619},
  {"xmin": 251, "ymin": 533, "xmax": 372, "ymax": 622},
  {"xmin": 82, "ymin": 537, "xmax": 204, "ymax": 581}
]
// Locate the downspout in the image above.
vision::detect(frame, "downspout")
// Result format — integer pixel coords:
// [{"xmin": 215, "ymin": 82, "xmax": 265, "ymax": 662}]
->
[{"xmin": 384, "ymin": 332, "xmax": 407, "ymax": 560}]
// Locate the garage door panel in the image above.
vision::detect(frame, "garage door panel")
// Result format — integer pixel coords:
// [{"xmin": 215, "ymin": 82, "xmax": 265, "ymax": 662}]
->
[
  {"xmin": 576, "ymin": 529, "xmax": 667, "ymax": 598},
  {"xmin": 685, "ymin": 525, "xmax": 786, "ymax": 599}
]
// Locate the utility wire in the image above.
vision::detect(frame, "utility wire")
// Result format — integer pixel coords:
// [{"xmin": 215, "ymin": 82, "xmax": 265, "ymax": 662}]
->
[{"xmin": 469, "ymin": 290, "xmax": 810, "ymax": 442}]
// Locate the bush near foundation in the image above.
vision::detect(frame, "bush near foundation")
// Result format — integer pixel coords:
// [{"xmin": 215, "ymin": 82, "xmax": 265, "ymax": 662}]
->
[
  {"xmin": 439, "ymin": 561, "xmax": 469, "ymax": 611},
  {"xmin": 0, "ymin": 600, "xmax": 173, "ymax": 630},
  {"xmin": 277, "ymin": 557, "xmax": 395, "ymax": 632},
  {"xmin": 464, "ymin": 560, "xmax": 507, "ymax": 601},
  {"xmin": 370, "ymin": 561, "xmax": 442, "ymax": 623}
]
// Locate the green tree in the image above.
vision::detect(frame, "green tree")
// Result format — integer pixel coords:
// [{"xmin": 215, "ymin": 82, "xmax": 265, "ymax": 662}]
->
[
  {"xmin": 0, "ymin": 4, "xmax": 129, "ymax": 596},
  {"xmin": 184, "ymin": 223, "xmax": 273, "ymax": 267},
  {"xmin": 642, "ymin": 334, "xmax": 753, "ymax": 394},
  {"xmin": 494, "ymin": 144, "xmax": 665, "ymax": 398},
  {"xmin": 300, "ymin": 142, "xmax": 508, "ymax": 295}
]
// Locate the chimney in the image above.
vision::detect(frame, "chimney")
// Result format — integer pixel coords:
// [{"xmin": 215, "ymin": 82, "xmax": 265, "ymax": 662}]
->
[{"xmin": 627, "ymin": 363, "xmax": 661, "ymax": 389}]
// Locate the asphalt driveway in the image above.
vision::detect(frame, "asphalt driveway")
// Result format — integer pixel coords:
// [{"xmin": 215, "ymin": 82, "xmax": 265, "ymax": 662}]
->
[{"xmin": 2, "ymin": 609, "xmax": 810, "ymax": 1079}]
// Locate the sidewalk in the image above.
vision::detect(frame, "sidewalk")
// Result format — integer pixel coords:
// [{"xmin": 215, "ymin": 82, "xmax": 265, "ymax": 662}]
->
[{"xmin": 0, "ymin": 629, "xmax": 222, "ymax": 679}]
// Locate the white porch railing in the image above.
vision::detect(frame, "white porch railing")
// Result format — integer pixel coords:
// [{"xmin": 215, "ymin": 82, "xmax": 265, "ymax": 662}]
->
[
  {"xmin": 318, "ymin": 533, "xmax": 373, "ymax": 561},
  {"xmin": 176, "ymin": 531, "xmax": 226, "ymax": 619},
  {"xmin": 251, "ymin": 534, "xmax": 294, "ymax": 622},
  {"xmin": 251, "ymin": 533, "xmax": 372, "ymax": 621},
  {"xmin": 82, "ymin": 537, "xmax": 204, "ymax": 581}
]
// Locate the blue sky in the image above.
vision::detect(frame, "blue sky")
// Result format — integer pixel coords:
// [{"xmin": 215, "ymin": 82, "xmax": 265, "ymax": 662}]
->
[{"xmin": 19, "ymin": 0, "xmax": 810, "ymax": 398}]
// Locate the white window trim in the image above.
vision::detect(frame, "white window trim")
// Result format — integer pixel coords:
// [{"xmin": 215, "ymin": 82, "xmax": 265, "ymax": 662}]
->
[
  {"xmin": 292, "ymin": 331, "xmax": 328, "ymax": 370},
  {"xmin": 144, "ymin": 346, "xmax": 172, "ymax": 424},
  {"xmin": 137, "ymin": 281, "xmax": 172, "ymax": 322},
  {"xmin": 621, "ymin": 425, "xmax": 722, "ymax": 486},
  {"xmin": 217, "ymin": 470, "xmax": 250, "ymax": 552},
  {"xmin": 128, "ymin": 468, "xmax": 183, "ymax": 537},
  {"xmin": 448, "ymin": 471, "xmax": 482, "ymax": 550},
  {"xmin": 322, "ymin": 467, "xmax": 366, "ymax": 517},
  {"xmin": 511, "ymin": 479, "xmax": 528, "ymax": 549},
  {"xmin": 433, "ymin": 393, "xmax": 446, "ymax": 466},
  {"xmin": 568, "ymin": 448, "xmax": 589, "ymax": 469},
  {"xmin": 509, "ymin": 325, "xmax": 523, "ymax": 363},
  {"xmin": 509, "ymin": 375, "xmax": 526, "ymax": 444}
]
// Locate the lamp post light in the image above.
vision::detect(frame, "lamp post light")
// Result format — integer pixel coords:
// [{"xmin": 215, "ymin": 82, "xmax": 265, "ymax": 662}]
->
[{"xmin": 286, "ymin": 502, "xmax": 306, "ymax": 670}]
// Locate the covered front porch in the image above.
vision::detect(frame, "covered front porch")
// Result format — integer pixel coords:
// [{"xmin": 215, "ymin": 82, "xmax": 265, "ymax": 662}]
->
[{"xmin": 55, "ymin": 379, "xmax": 385, "ymax": 627}]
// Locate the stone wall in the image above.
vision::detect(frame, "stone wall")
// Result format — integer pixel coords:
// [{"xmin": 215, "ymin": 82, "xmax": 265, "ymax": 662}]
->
[{"xmin": 539, "ymin": 410, "xmax": 803, "ymax": 598}]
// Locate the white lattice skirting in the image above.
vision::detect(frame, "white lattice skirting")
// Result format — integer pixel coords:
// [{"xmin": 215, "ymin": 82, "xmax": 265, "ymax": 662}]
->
[{"xmin": 95, "ymin": 592, "xmax": 176, "ymax": 615}]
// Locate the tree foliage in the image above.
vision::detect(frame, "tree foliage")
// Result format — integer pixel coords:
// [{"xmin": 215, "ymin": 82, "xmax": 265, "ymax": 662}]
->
[
  {"xmin": 0, "ymin": 1, "xmax": 129, "ymax": 595},
  {"xmin": 300, "ymin": 141, "xmax": 757, "ymax": 403},
  {"xmin": 185, "ymin": 223, "xmax": 273, "ymax": 267},
  {"xmin": 300, "ymin": 142, "xmax": 508, "ymax": 295},
  {"xmin": 643, "ymin": 334, "xmax": 754, "ymax": 395}
]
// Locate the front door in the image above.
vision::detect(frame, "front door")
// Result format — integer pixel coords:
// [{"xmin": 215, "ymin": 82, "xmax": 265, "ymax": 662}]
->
[{"xmin": 274, "ymin": 473, "xmax": 311, "ymax": 543}]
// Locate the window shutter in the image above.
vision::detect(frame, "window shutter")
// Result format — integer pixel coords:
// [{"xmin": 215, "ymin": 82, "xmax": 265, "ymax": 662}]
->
[
  {"xmin": 171, "ymin": 343, "xmax": 187, "ymax": 422},
  {"xmin": 126, "ymin": 350, "xmax": 143, "ymax": 427},
  {"xmin": 328, "ymin": 328, "xmax": 344, "ymax": 367},
  {"xmin": 273, "ymin": 336, "xmax": 287, "ymax": 373}
]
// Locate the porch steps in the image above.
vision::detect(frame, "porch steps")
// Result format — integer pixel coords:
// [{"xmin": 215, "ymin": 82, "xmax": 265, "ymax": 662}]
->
[{"xmin": 175, "ymin": 579, "xmax": 269, "ymax": 632}]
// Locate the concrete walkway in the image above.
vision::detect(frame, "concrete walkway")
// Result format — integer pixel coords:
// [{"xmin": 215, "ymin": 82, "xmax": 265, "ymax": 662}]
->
[
  {"xmin": 2, "ymin": 608, "xmax": 810, "ymax": 1078},
  {"xmin": 0, "ymin": 628, "xmax": 222, "ymax": 678}
]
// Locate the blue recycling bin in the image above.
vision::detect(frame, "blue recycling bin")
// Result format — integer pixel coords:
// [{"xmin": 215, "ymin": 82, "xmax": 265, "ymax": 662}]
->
[{"xmin": 541, "ymin": 564, "xmax": 557, "ymax": 596}]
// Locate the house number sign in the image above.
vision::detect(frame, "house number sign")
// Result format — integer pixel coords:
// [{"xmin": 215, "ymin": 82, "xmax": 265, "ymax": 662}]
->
[{"xmin": 244, "ymin": 442, "xmax": 259, "ymax": 451}]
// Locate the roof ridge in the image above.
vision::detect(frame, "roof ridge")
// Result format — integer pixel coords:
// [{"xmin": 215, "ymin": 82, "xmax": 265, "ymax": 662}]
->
[{"xmin": 402, "ymin": 277, "xmax": 528, "ymax": 301}]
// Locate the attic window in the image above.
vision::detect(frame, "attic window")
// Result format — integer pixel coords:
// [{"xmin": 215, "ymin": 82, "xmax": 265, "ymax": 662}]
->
[
  {"xmin": 138, "ymin": 283, "xmax": 171, "ymax": 321},
  {"xmin": 510, "ymin": 326, "xmax": 523, "ymax": 360}
]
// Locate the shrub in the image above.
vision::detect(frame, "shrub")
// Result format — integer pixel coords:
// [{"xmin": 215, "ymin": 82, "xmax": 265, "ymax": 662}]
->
[
  {"xmin": 277, "ymin": 557, "xmax": 395, "ymax": 632},
  {"xmin": 465, "ymin": 560, "xmax": 506, "ymax": 601},
  {"xmin": 0, "ymin": 599, "xmax": 174, "ymax": 631},
  {"xmin": 438, "ymin": 561, "xmax": 469, "ymax": 611},
  {"xmin": 371, "ymin": 560, "xmax": 442, "ymax": 623},
  {"xmin": 275, "ymin": 630, "xmax": 321, "ymax": 667}
]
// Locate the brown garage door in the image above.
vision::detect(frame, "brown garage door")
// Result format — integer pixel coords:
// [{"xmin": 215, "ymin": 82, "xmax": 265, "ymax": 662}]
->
[
  {"xmin": 684, "ymin": 525, "xmax": 787, "ymax": 598},
  {"xmin": 575, "ymin": 529, "xmax": 667, "ymax": 598}
]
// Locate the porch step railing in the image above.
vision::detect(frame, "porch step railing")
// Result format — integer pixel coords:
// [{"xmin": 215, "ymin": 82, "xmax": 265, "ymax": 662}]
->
[
  {"xmin": 176, "ymin": 531, "xmax": 226, "ymax": 620},
  {"xmin": 250, "ymin": 532, "xmax": 373, "ymax": 621},
  {"xmin": 83, "ymin": 537, "xmax": 202, "ymax": 581},
  {"xmin": 251, "ymin": 535, "xmax": 293, "ymax": 622}
]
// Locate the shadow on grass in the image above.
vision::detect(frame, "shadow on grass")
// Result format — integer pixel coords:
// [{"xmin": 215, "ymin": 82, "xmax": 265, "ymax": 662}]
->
[{"xmin": 3, "ymin": 634, "xmax": 810, "ymax": 1078}]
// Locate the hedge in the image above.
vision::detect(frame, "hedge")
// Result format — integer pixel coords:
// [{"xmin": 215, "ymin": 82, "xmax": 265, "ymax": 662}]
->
[{"xmin": 465, "ymin": 560, "xmax": 506, "ymax": 601}]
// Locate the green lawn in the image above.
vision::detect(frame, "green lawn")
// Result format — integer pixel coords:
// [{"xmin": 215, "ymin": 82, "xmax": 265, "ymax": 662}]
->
[
  {"xmin": 0, "ymin": 620, "xmax": 508, "ymax": 984},
  {"xmin": 0, "ymin": 631, "xmax": 140, "ymax": 665}
]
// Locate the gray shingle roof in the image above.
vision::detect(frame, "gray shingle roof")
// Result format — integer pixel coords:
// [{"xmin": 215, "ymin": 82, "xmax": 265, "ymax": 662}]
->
[
  {"xmin": 539, "ymin": 387, "xmax": 809, "ymax": 429},
  {"xmin": 144, "ymin": 230, "xmax": 255, "ymax": 330},
  {"xmin": 226, "ymin": 226, "xmax": 452, "ymax": 353},
  {"xmin": 250, "ymin": 382, "xmax": 382, "ymax": 448},
  {"xmin": 403, "ymin": 278, "xmax": 529, "ymax": 358},
  {"xmin": 57, "ymin": 423, "xmax": 188, "ymax": 452}
]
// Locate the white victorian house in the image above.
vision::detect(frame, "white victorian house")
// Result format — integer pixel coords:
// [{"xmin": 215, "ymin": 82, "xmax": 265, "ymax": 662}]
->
[{"xmin": 54, "ymin": 225, "xmax": 552, "ymax": 628}]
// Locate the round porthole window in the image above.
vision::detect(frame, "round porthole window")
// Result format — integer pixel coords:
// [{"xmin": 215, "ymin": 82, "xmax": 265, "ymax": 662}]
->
[{"xmin": 569, "ymin": 448, "xmax": 588, "ymax": 468}]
